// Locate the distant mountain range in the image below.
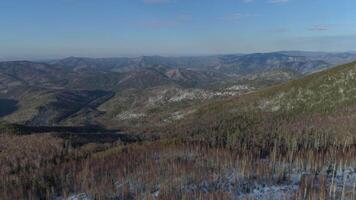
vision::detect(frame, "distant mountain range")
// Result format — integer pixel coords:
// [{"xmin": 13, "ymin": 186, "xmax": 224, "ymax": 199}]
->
[
  {"xmin": 48, "ymin": 51, "xmax": 356, "ymax": 74},
  {"xmin": 0, "ymin": 51, "xmax": 356, "ymax": 127}
]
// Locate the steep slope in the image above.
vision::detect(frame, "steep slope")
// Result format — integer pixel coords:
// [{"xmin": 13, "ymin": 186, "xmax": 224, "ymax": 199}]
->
[
  {"xmin": 256, "ymin": 62, "xmax": 356, "ymax": 113},
  {"xmin": 168, "ymin": 61, "xmax": 356, "ymax": 148}
]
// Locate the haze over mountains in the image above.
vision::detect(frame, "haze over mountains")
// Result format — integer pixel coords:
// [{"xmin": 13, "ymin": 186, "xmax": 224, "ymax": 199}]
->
[
  {"xmin": 48, "ymin": 51, "xmax": 353, "ymax": 74},
  {"xmin": 1, "ymin": 51, "xmax": 356, "ymax": 127}
]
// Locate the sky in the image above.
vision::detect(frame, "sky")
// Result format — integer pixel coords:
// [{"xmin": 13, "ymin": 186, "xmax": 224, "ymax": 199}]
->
[{"xmin": 1, "ymin": 0, "xmax": 356, "ymax": 60}]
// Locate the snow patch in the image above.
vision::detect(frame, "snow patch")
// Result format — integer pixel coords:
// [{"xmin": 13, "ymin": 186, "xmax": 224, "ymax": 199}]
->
[{"xmin": 116, "ymin": 111, "xmax": 146, "ymax": 120}]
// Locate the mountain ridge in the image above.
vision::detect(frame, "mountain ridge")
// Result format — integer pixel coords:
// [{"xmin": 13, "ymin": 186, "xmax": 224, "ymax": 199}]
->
[
  {"xmin": 48, "ymin": 51, "xmax": 355, "ymax": 74},
  {"xmin": 1, "ymin": 51, "xmax": 356, "ymax": 128}
]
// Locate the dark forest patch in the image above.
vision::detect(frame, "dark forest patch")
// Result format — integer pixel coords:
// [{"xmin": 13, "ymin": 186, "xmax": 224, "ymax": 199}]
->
[{"xmin": 0, "ymin": 99, "xmax": 18, "ymax": 117}]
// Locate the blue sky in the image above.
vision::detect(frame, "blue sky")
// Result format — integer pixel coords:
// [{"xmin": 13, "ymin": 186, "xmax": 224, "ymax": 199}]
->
[{"xmin": 1, "ymin": 0, "xmax": 356, "ymax": 60}]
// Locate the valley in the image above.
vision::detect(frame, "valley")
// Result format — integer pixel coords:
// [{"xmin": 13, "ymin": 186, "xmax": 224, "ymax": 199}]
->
[
  {"xmin": 0, "ymin": 52, "xmax": 351, "ymax": 128},
  {"xmin": 1, "ymin": 52, "xmax": 356, "ymax": 199}
]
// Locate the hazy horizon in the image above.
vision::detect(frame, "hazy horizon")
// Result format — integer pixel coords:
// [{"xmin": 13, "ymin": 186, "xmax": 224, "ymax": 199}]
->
[
  {"xmin": 4, "ymin": 49, "xmax": 356, "ymax": 62},
  {"xmin": 1, "ymin": 0, "xmax": 356, "ymax": 60}
]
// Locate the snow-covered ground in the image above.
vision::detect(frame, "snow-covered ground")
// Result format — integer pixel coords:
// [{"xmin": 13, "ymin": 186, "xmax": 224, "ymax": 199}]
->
[{"xmin": 58, "ymin": 167, "xmax": 356, "ymax": 200}]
